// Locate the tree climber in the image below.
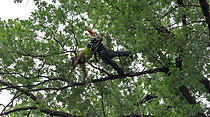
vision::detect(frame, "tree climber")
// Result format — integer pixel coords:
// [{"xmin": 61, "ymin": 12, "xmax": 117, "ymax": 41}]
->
[
  {"xmin": 68, "ymin": 31, "xmax": 102, "ymax": 82},
  {"xmin": 69, "ymin": 30, "xmax": 131, "ymax": 82},
  {"xmin": 69, "ymin": 42, "xmax": 96, "ymax": 82},
  {"xmin": 88, "ymin": 30, "xmax": 131, "ymax": 75}
]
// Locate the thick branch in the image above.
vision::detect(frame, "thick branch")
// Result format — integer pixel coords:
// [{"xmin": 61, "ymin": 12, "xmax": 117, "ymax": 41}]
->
[
  {"xmin": 40, "ymin": 109, "xmax": 76, "ymax": 117},
  {"xmin": 199, "ymin": 0, "xmax": 210, "ymax": 32},
  {"xmin": 91, "ymin": 68, "xmax": 168, "ymax": 84},
  {"xmin": 179, "ymin": 85, "xmax": 196, "ymax": 104},
  {"xmin": 120, "ymin": 115, "xmax": 152, "ymax": 117},
  {"xmin": 138, "ymin": 94, "xmax": 158, "ymax": 105},
  {"xmin": 200, "ymin": 78, "xmax": 210, "ymax": 93}
]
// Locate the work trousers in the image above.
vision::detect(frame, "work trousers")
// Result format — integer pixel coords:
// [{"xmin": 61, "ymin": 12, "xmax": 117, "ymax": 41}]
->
[{"xmin": 97, "ymin": 49, "xmax": 131, "ymax": 74}]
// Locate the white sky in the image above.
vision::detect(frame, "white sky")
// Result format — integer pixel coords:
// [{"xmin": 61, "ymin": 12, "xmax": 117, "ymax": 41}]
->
[
  {"xmin": 0, "ymin": 0, "xmax": 36, "ymax": 20},
  {"xmin": 0, "ymin": 0, "xmax": 36, "ymax": 112}
]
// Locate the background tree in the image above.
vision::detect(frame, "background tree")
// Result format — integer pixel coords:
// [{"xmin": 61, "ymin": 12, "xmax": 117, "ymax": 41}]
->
[{"xmin": 0, "ymin": 0, "xmax": 209, "ymax": 116}]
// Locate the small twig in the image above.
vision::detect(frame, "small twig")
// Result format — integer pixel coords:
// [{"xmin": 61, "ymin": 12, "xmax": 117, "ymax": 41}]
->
[
  {"xmin": 1, "ymin": 92, "xmax": 22, "ymax": 115},
  {"xmin": 87, "ymin": 62, "xmax": 111, "ymax": 76},
  {"xmin": 0, "ymin": 104, "xmax": 6, "ymax": 108},
  {"xmin": 71, "ymin": 14, "xmax": 79, "ymax": 51},
  {"xmin": 0, "ymin": 71, "xmax": 29, "ymax": 79},
  {"xmin": 0, "ymin": 80, "xmax": 37, "ymax": 101},
  {"xmin": 100, "ymin": 85, "xmax": 106, "ymax": 117},
  {"xmin": 37, "ymin": 59, "xmax": 45, "ymax": 76},
  {"xmin": 13, "ymin": 50, "xmax": 74, "ymax": 58},
  {"xmin": 27, "ymin": 110, "xmax": 31, "ymax": 117},
  {"xmin": 26, "ymin": 0, "xmax": 30, "ymax": 6},
  {"xmin": 169, "ymin": 20, "xmax": 206, "ymax": 29},
  {"xmin": 52, "ymin": 37, "xmax": 65, "ymax": 51},
  {"xmin": 0, "ymin": 107, "xmax": 37, "ymax": 116},
  {"xmin": 151, "ymin": 55, "xmax": 165, "ymax": 67},
  {"xmin": 131, "ymin": 78, "xmax": 143, "ymax": 117},
  {"xmin": 160, "ymin": 5, "xmax": 179, "ymax": 20},
  {"xmin": 160, "ymin": 4, "xmax": 201, "ymax": 21},
  {"xmin": 50, "ymin": 24, "xmax": 66, "ymax": 51}
]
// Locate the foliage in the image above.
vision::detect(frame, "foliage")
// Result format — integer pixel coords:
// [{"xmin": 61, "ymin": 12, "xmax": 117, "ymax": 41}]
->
[{"xmin": 0, "ymin": 0, "xmax": 209, "ymax": 117}]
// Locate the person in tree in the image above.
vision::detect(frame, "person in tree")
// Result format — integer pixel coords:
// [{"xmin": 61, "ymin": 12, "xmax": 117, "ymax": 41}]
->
[
  {"xmin": 70, "ymin": 30, "xmax": 131, "ymax": 82},
  {"xmin": 87, "ymin": 30, "xmax": 131, "ymax": 75},
  {"xmin": 69, "ymin": 38, "xmax": 99, "ymax": 82},
  {"xmin": 69, "ymin": 30, "xmax": 103, "ymax": 82}
]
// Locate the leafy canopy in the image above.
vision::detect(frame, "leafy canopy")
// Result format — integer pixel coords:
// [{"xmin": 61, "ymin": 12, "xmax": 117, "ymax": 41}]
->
[{"xmin": 0, "ymin": 0, "xmax": 209, "ymax": 117}]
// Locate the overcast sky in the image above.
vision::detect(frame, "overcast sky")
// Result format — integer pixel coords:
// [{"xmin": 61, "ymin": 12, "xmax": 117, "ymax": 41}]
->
[
  {"xmin": 0, "ymin": 0, "xmax": 36, "ymax": 111},
  {"xmin": 0, "ymin": 0, "xmax": 36, "ymax": 20}
]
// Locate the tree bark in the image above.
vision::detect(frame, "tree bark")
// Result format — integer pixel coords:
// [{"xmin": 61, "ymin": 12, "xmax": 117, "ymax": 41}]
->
[
  {"xmin": 200, "ymin": 78, "xmax": 210, "ymax": 93},
  {"xmin": 199, "ymin": 0, "xmax": 210, "ymax": 33}
]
